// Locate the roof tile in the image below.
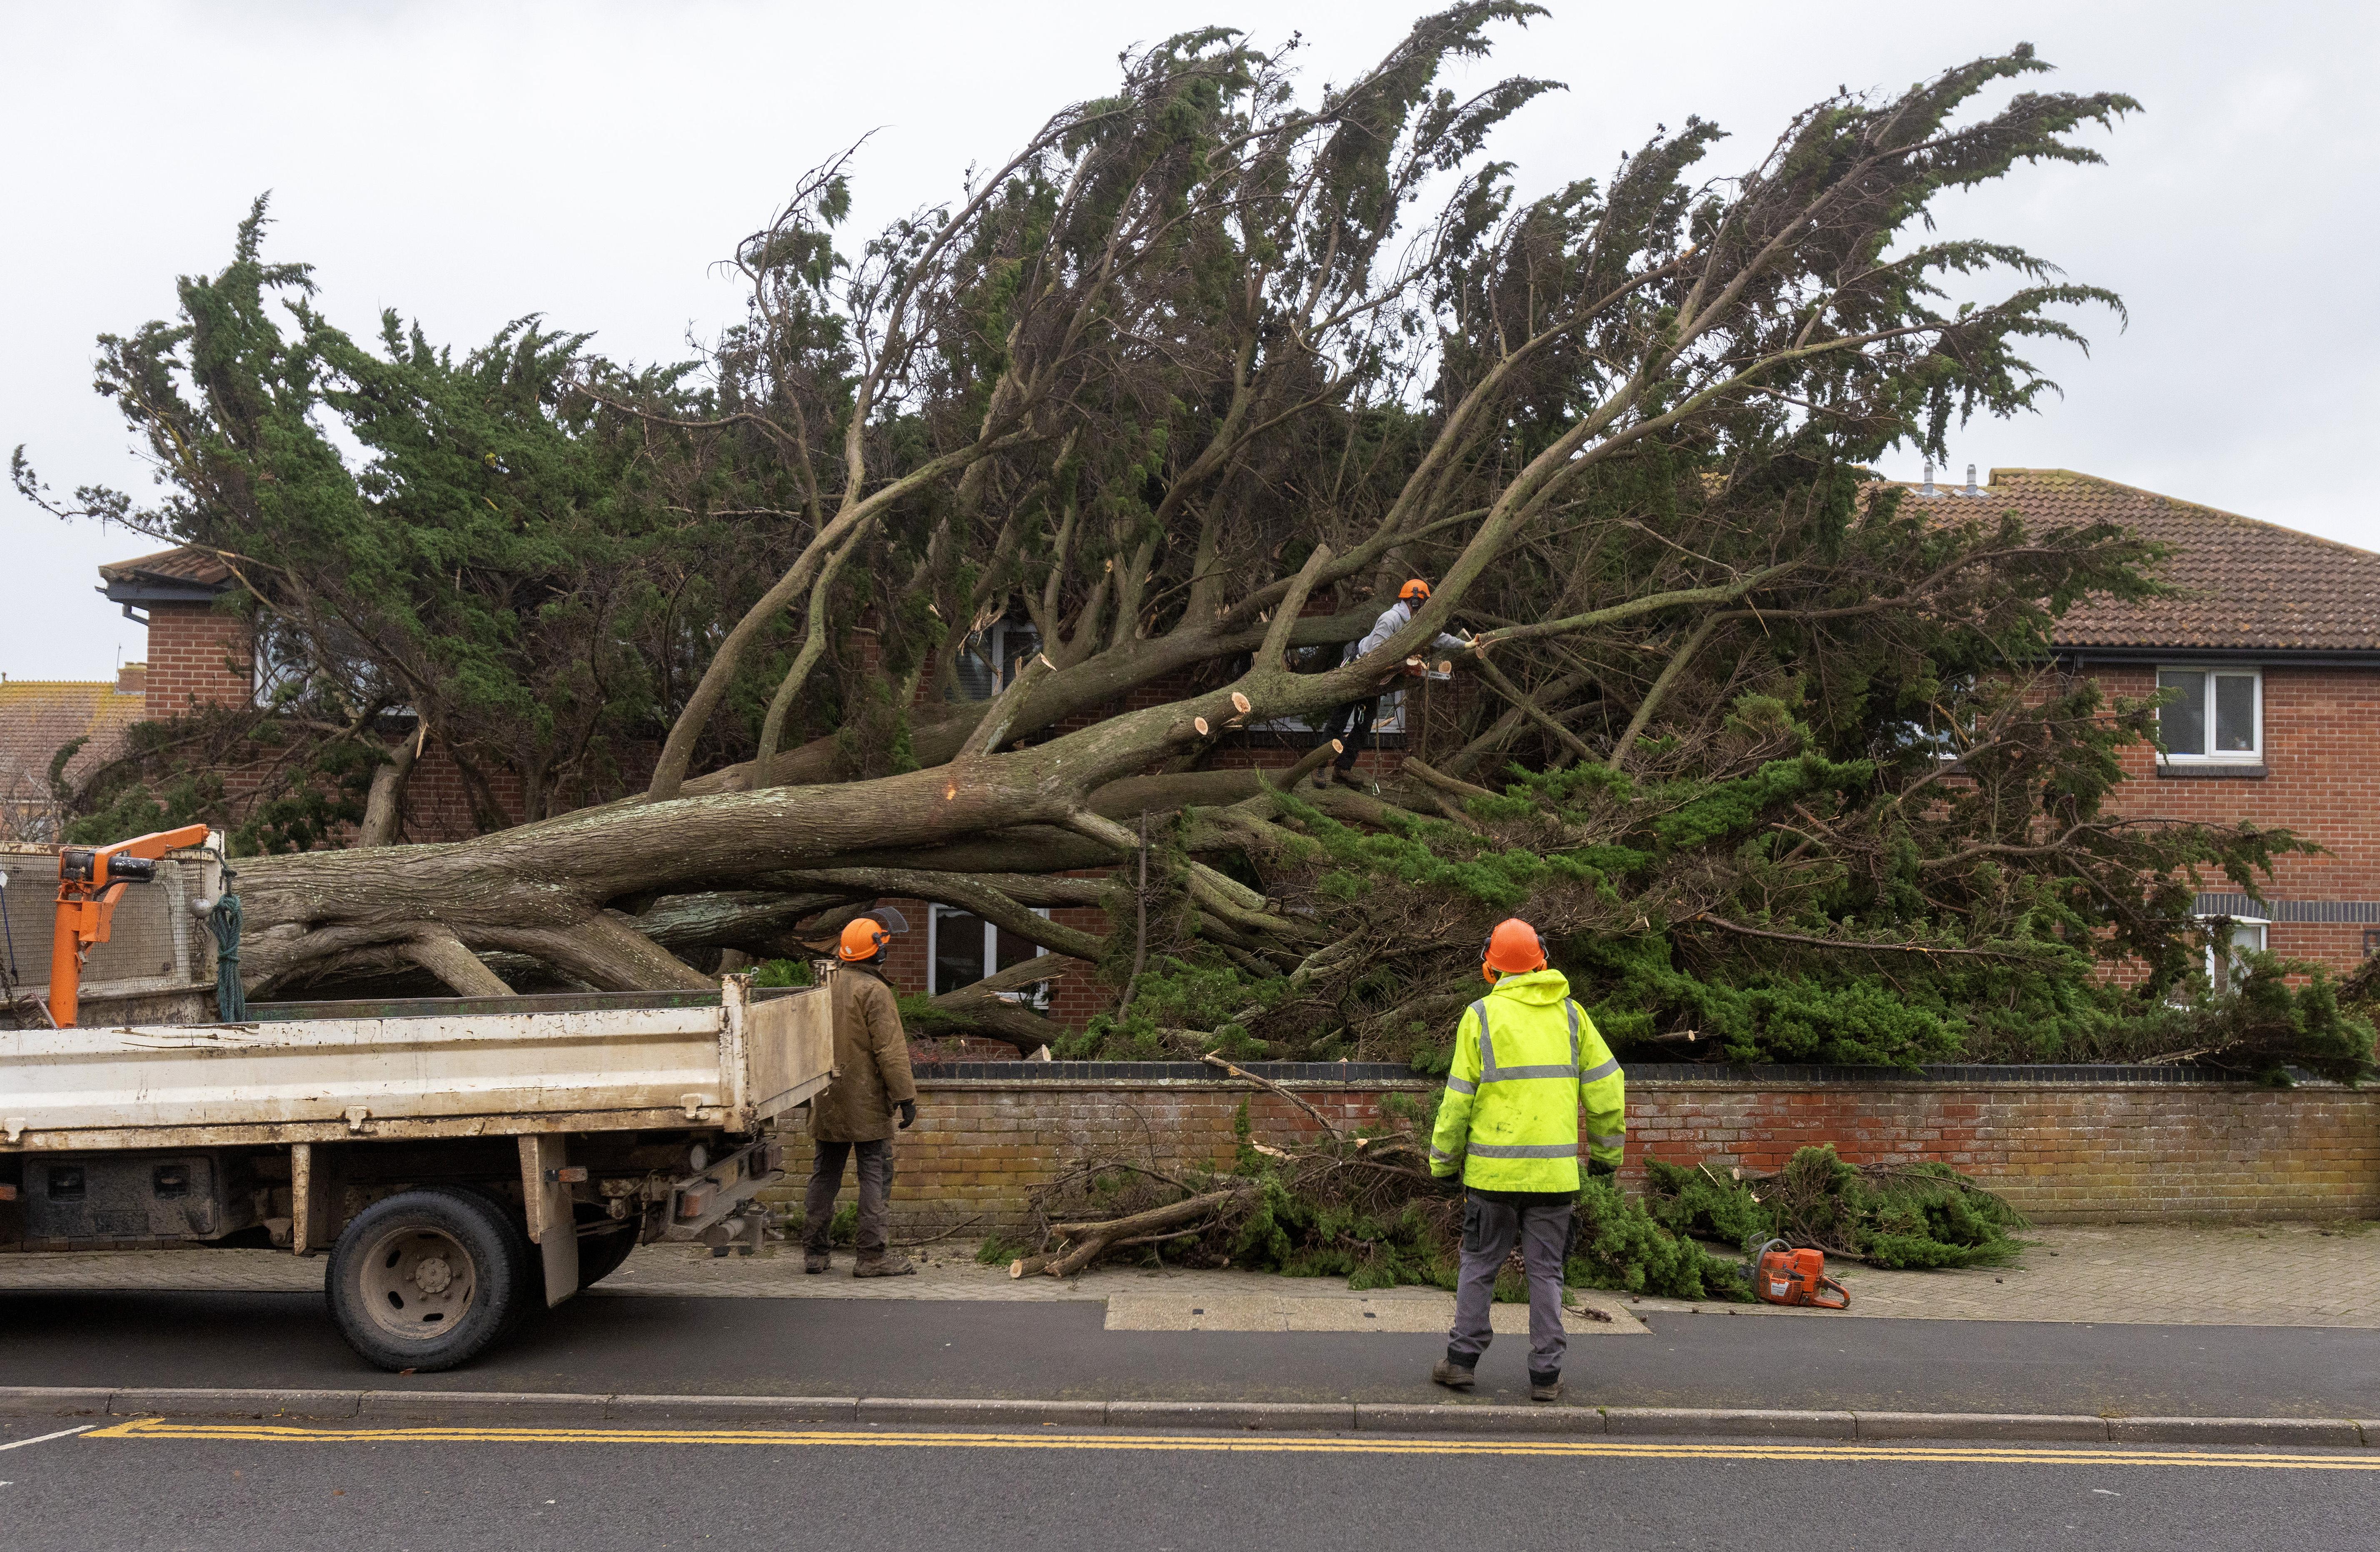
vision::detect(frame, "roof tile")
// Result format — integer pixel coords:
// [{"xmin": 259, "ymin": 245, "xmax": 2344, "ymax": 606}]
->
[{"xmin": 1885, "ymin": 469, "xmax": 2380, "ymax": 653}]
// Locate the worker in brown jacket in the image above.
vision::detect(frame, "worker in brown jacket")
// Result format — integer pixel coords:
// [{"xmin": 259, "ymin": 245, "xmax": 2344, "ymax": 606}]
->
[{"xmin": 802, "ymin": 910, "xmax": 920, "ymax": 1277}]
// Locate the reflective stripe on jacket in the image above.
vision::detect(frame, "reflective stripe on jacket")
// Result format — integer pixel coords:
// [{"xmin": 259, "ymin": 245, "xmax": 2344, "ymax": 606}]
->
[{"xmin": 1427, "ymin": 967, "xmax": 1625, "ymax": 1192}]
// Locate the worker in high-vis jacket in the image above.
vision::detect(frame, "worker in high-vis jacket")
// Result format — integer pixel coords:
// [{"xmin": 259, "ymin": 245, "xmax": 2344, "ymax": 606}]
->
[{"xmin": 1427, "ymin": 917, "xmax": 1625, "ymax": 1402}]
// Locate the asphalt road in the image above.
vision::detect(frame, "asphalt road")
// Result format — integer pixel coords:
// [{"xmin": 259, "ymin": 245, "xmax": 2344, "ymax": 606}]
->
[
  {"xmin": 4, "ymin": 1289, "xmax": 2379, "ymax": 1418},
  {"xmin": 2, "ymin": 1412, "xmax": 2376, "ymax": 1552}
]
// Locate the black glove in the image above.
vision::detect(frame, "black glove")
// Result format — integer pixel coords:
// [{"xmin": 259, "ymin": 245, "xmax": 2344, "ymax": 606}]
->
[
  {"xmin": 897, "ymin": 1099, "xmax": 916, "ymax": 1130},
  {"xmin": 1586, "ymin": 1156, "xmax": 1618, "ymax": 1179}
]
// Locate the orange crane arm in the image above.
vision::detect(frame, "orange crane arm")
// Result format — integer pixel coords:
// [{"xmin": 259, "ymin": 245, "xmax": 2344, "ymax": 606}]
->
[{"xmin": 45, "ymin": 823, "xmax": 213, "ymax": 1028}]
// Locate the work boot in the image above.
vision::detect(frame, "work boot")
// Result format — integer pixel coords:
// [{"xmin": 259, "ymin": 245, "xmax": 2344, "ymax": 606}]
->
[
  {"xmin": 1529, "ymin": 1371, "xmax": 1563, "ymax": 1403},
  {"xmin": 1430, "ymin": 1357, "xmax": 1477, "ymax": 1390},
  {"xmin": 803, "ymin": 1248, "xmax": 831, "ymax": 1275},
  {"xmin": 852, "ymin": 1251, "xmax": 916, "ymax": 1278}
]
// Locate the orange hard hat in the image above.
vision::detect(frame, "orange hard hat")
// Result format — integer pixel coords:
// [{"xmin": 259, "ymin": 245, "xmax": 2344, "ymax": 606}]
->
[
  {"xmin": 1481, "ymin": 917, "xmax": 1547, "ymax": 980},
  {"xmin": 838, "ymin": 917, "xmax": 893, "ymax": 962},
  {"xmin": 1399, "ymin": 579, "xmax": 1431, "ymax": 602}
]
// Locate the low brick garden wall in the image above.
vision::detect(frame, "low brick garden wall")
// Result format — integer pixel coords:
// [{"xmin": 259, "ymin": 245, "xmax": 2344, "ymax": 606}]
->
[{"xmin": 760, "ymin": 1062, "xmax": 2380, "ymax": 1234}]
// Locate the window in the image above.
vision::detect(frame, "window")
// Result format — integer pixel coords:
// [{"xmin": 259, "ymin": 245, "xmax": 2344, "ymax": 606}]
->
[
  {"xmin": 2203, "ymin": 918, "xmax": 2267, "ymax": 992},
  {"xmin": 2156, "ymin": 667, "xmax": 2260, "ymax": 761},
  {"xmin": 927, "ymin": 903, "xmax": 1050, "ymax": 1008},
  {"xmin": 950, "ymin": 619, "xmax": 1041, "ymax": 702}
]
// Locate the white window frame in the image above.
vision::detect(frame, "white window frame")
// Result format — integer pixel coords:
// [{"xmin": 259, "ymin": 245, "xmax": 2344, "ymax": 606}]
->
[
  {"xmin": 2200, "ymin": 916, "xmax": 2268, "ymax": 993},
  {"xmin": 950, "ymin": 617, "xmax": 1041, "ymax": 703},
  {"xmin": 926, "ymin": 902, "xmax": 1050, "ymax": 1007},
  {"xmin": 2155, "ymin": 665, "xmax": 2263, "ymax": 764}
]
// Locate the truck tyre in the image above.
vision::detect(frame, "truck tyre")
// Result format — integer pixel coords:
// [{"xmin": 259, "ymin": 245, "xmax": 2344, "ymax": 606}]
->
[
  {"xmin": 445, "ymin": 1184, "xmax": 542, "ymax": 1332},
  {"xmin": 326, "ymin": 1186, "xmax": 526, "ymax": 1372},
  {"xmin": 573, "ymin": 1204, "xmax": 639, "ymax": 1289}
]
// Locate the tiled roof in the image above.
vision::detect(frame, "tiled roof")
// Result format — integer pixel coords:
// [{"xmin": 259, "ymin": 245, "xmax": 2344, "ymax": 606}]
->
[
  {"xmin": 0, "ymin": 678, "xmax": 145, "ymax": 825},
  {"xmin": 1886, "ymin": 469, "xmax": 2380, "ymax": 654},
  {"xmin": 96, "ymin": 546, "xmax": 235, "ymax": 589}
]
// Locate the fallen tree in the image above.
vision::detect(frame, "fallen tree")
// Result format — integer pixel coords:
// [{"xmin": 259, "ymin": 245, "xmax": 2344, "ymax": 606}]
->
[
  {"xmin": 993, "ymin": 1090, "xmax": 1749, "ymax": 1301},
  {"xmin": 19, "ymin": 12, "xmax": 2361, "ymax": 1070},
  {"xmin": 1645, "ymin": 1145, "xmax": 2028, "ymax": 1270}
]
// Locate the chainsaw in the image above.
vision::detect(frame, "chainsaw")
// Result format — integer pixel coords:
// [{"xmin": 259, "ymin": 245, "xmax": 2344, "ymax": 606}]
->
[{"xmin": 1751, "ymin": 1238, "xmax": 1850, "ymax": 1309}]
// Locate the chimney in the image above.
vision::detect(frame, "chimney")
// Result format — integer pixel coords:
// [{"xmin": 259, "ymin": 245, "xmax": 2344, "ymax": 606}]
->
[
  {"xmin": 116, "ymin": 662, "xmax": 147, "ymax": 696},
  {"xmin": 1964, "ymin": 463, "xmax": 1978, "ymax": 497},
  {"xmin": 1920, "ymin": 460, "xmax": 1936, "ymax": 497}
]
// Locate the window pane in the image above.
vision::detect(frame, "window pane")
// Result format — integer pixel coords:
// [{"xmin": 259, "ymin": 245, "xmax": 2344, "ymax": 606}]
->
[
  {"xmin": 997, "ymin": 624, "xmax": 1041, "ymax": 690},
  {"xmin": 995, "ymin": 923, "xmax": 1043, "ymax": 972},
  {"xmin": 951, "ymin": 639, "xmax": 998, "ymax": 702},
  {"xmin": 995, "ymin": 922, "xmax": 1050, "ymax": 1009},
  {"xmin": 2157, "ymin": 670, "xmax": 2205, "ymax": 755},
  {"xmin": 933, "ymin": 910, "xmax": 988, "ymax": 992},
  {"xmin": 2223, "ymin": 922, "xmax": 2267, "ymax": 991},
  {"xmin": 2214, "ymin": 675, "xmax": 2256, "ymax": 752}
]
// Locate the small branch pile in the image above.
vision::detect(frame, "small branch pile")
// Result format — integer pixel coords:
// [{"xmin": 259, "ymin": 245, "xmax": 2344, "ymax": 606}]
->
[
  {"xmin": 994, "ymin": 1086, "xmax": 1747, "ymax": 1302},
  {"xmin": 1645, "ymin": 1145, "xmax": 2028, "ymax": 1270}
]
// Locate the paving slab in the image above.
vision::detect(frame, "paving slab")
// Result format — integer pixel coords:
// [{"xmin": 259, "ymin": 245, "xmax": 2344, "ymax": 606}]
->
[
  {"xmin": 1853, "ymin": 1411, "xmax": 2108, "ymax": 1442},
  {"xmin": 107, "ymin": 1387, "xmax": 358, "ymax": 1419},
  {"xmin": 1106, "ymin": 1400, "xmax": 1355, "ymax": 1431},
  {"xmin": 355, "ymin": 1389, "xmax": 611, "ymax": 1424},
  {"xmin": 600, "ymin": 1394, "xmax": 857, "ymax": 1425},
  {"xmin": 1355, "ymin": 1401, "xmax": 1600, "ymax": 1434},
  {"xmin": 1606, "ymin": 1407, "xmax": 1856, "ymax": 1438},
  {"xmin": 856, "ymin": 1397, "xmax": 1106, "ymax": 1427},
  {"xmin": 2104, "ymin": 1415, "xmax": 2364, "ymax": 1447},
  {"xmin": 0, "ymin": 1387, "xmax": 114, "ymax": 1417}
]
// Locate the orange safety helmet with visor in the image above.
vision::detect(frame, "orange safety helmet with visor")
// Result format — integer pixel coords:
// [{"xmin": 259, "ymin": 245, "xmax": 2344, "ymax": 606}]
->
[
  {"xmin": 1398, "ymin": 578, "xmax": 1432, "ymax": 602},
  {"xmin": 1479, "ymin": 917, "xmax": 1548, "ymax": 981},
  {"xmin": 836, "ymin": 906, "xmax": 911, "ymax": 963}
]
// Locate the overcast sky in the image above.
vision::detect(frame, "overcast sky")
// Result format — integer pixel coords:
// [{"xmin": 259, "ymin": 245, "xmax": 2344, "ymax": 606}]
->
[{"xmin": 4, "ymin": 0, "xmax": 2374, "ymax": 680}]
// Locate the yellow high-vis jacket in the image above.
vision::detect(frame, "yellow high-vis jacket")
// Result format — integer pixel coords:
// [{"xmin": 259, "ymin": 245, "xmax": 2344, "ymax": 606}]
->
[{"xmin": 1427, "ymin": 967, "xmax": 1624, "ymax": 1192}]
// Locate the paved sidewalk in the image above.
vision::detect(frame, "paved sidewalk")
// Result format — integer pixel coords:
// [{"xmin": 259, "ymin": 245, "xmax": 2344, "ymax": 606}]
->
[{"xmin": 3, "ymin": 1220, "xmax": 2374, "ymax": 1327}]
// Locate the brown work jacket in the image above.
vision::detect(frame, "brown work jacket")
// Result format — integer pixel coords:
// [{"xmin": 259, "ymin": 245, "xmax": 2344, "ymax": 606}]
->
[{"xmin": 809, "ymin": 962, "xmax": 918, "ymax": 1143}]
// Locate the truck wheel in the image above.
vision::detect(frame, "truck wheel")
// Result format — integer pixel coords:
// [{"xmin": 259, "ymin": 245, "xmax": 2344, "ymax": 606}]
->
[
  {"xmin": 574, "ymin": 1205, "xmax": 639, "ymax": 1288},
  {"xmin": 326, "ymin": 1187, "xmax": 524, "ymax": 1372}
]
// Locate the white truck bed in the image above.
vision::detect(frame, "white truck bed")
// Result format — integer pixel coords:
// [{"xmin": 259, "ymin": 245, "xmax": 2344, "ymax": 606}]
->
[{"xmin": 0, "ymin": 978, "xmax": 833, "ymax": 1152}]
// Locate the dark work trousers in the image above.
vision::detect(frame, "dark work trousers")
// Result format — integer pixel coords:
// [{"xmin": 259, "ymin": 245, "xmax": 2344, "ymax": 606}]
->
[
  {"xmin": 1447, "ymin": 1191, "xmax": 1573, "ymax": 1377},
  {"xmin": 1329, "ymin": 696, "xmax": 1380, "ymax": 770},
  {"xmin": 804, "ymin": 1138, "xmax": 894, "ymax": 1256}
]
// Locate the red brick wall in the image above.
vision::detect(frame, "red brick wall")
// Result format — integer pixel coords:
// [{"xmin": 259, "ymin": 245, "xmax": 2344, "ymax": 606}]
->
[
  {"xmin": 763, "ymin": 1073, "xmax": 2380, "ymax": 1231},
  {"xmin": 2092, "ymin": 662, "xmax": 2380, "ymax": 969},
  {"xmin": 142, "ymin": 602, "xmax": 252, "ymax": 717}
]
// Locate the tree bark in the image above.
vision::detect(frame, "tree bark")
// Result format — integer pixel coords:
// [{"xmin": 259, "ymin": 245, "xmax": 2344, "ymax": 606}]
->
[{"xmin": 357, "ymin": 728, "xmax": 423, "ymax": 850}]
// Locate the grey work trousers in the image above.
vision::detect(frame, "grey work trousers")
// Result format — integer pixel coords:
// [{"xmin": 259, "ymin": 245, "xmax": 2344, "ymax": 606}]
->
[
  {"xmin": 803, "ymin": 1138, "xmax": 894, "ymax": 1256},
  {"xmin": 1447, "ymin": 1192, "xmax": 1572, "ymax": 1376}
]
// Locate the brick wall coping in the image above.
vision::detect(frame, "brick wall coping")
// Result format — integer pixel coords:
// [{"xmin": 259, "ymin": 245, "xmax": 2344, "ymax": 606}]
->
[{"xmin": 911, "ymin": 1060, "xmax": 2320, "ymax": 1087}]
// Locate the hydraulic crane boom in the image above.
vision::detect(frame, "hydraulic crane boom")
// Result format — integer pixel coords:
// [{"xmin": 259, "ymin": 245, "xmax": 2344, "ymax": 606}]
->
[{"xmin": 46, "ymin": 823, "xmax": 212, "ymax": 1027}]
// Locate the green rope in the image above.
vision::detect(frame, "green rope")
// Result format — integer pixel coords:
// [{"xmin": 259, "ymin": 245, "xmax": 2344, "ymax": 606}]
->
[{"xmin": 205, "ymin": 889, "xmax": 246, "ymax": 1022}]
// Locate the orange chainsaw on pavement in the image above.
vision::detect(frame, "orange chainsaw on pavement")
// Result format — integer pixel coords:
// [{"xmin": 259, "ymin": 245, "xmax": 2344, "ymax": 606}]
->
[
  {"xmin": 1751, "ymin": 1238, "xmax": 1851, "ymax": 1309},
  {"xmin": 41, "ymin": 823, "xmax": 211, "ymax": 1027}
]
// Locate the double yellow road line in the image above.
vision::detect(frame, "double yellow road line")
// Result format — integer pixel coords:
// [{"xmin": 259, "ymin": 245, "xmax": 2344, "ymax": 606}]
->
[{"xmin": 81, "ymin": 1417, "xmax": 2380, "ymax": 1470}]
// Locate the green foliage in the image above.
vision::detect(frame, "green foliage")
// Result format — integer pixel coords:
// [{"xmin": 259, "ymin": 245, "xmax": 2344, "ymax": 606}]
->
[
  {"xmin": 1567, "ymin": 1178, "xmax": 1750, "ymax": 1300},
  {"xmin": 782, "ymin": 1202, "xmax": 858, "ymax": 1247},
  {"xmin": 753, "ymin": 957, "xmax": 815, "ymax": 989},
  {"xmin": 54, "ymin": 708, "xmax": 370, "ymax": 855},
  {"xmin": 1645, "ymin": 1146, "xmax": 2028, "ymax": 1270},
  {"xmin": 2091, "ymin": 953, "xmax": 2375, "ymax": 1084}
]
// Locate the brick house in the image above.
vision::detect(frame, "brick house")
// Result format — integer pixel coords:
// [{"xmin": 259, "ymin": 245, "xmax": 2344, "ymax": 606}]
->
[
  {"xmin": 0, "ymin": 665, "xmax": 146, "ymax": 842},
  {"xmin": 95, "ymin": 546, "xmax": 508, "ymax": 844},
  {"xmin": 1904, "ymin": 468, "xmax": 2380, "ymax": 975}
]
